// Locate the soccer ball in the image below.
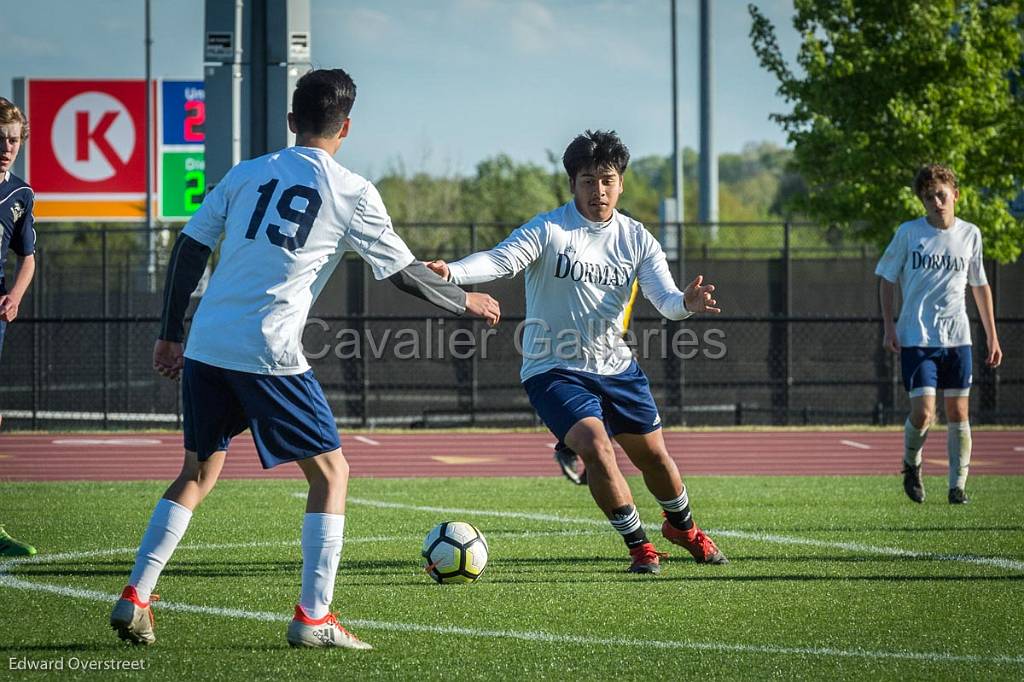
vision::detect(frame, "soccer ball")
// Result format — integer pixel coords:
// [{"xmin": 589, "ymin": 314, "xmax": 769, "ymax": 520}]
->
[{"xmin": 421, "ymin": 521, "xmax": 489, "ymax": 584}]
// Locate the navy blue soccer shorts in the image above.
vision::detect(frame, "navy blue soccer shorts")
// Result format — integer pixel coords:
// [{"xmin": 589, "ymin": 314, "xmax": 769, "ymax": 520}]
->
[
  {"xmin": 900, "ymin": 345, "xmax": 972, "ymax": 398},
  {"xmin": 182, "ymin": 358, "xmax": 341, "ymax": 469},
  {"xmin": 522, "ymin": 360, "xmax": 662, "ymax": 442}
]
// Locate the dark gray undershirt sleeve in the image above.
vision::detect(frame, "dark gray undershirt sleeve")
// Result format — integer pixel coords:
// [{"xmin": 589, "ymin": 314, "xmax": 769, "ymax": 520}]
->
[
  {"xmin": 388, "ymin": 261, "xmax": 468, "ymax": 315},
  {"xmin": 159, "ymin": 234, "xmax": 212, "ymax": 342}
]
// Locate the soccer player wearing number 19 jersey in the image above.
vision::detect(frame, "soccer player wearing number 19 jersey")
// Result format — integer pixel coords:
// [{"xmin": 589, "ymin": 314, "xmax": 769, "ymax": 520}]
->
[
  {"xmin": 111, "ymin": 69, "xmax": 500, "ymax": 649},
  {"xmin": 876, "ymin": 164, "xmax": 1002, "ymax": 505}
]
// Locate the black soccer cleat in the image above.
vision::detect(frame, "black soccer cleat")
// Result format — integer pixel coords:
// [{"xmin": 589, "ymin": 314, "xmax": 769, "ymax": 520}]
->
[
  {"xmin": 948, "ymin": 487, "xmax": 970, "ymax": 505},
  {"xmin": 902, "ymin": 463, "xmax": 925, "ymax": 503},
  {"xmin": 554, "ymin": 443, "xmax": 587, "ymax": 485}
]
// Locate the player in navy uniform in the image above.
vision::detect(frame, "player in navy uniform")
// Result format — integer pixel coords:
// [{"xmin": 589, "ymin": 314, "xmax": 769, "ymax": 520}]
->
[
  {"xmin": 110, "ymin": 69, "xmax": 500, "ymax": 648},
  {"xmin": 0, "ymin": 97, "xmax": 38, "ymax": 558},
  {"xmin": 876, "ymin": 164, "xmax": 1002, "ymax": 505},
  {"xmin": 429, "ymin": 130, "xmax": 726, "ymax": 573}
]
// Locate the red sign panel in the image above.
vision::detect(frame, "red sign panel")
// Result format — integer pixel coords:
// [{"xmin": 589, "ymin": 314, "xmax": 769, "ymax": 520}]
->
[{"xmin": 26, "ymin": 80, "xmax": 147, "ymax": 194}]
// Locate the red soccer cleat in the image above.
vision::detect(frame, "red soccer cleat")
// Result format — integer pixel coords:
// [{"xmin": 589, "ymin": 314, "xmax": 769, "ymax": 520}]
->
[
  {"xmin": 286, "ymin": 605, "xmax": 372, "ymax": 649},
  {"xmin": 110, "ymin": 585, "xmax": 159, "ymax": 645},
  {"xmin": 627, "ymin": 542, "xmax": 667, "ymax": 574},
  {"xmin": 661, "ymin": 520, "xmax": 729, "ymax": 564}
]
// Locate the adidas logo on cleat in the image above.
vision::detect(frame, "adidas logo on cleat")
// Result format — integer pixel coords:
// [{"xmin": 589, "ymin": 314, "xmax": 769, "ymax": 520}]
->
[{"xmin": 313, "ymin": 627, "xmax": 335, "ymax": 646}]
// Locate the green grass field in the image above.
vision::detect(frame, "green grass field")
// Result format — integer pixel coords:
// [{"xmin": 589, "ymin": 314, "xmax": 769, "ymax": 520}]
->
[{"xmin": 2, "ymin": 475, "xmax": 1023, "ymax": 680}]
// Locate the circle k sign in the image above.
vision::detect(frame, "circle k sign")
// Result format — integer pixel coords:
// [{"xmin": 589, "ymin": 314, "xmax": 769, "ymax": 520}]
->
[{"xmin": 26, "ymin": 80, "xmax": 147, "ymax": 194}]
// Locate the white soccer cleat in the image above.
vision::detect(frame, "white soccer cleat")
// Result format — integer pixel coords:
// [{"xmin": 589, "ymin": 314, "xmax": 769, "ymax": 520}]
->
[
  {"xmin": 286, "ymin": 605, "xmax": 372, "ymax": 650},
  {"xmin": 110, "ymin": 585, "xmax": 157, "ymax": 645}
]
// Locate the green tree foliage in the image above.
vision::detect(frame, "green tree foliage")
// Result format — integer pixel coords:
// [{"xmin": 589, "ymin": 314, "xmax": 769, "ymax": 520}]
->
[{"xmin": 749, "ymin": 0, "xmax": 1024, "ymax": 262}]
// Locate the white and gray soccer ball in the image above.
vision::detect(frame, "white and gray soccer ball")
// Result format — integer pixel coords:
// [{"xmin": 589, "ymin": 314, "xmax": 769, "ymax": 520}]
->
[{"xmin": 421, "ymin": 521, "xmax": 489, "ymax": 584}]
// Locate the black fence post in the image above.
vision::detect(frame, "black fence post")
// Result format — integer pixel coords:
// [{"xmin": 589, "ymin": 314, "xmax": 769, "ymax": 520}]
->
[
  {"xmin": 360, "ymin": 261, "xmax": 369, "ymax": 428},
  {"xmin": 677, "ymin": 220, "xmax": 686, "ymax": 425},
  {"xmin": 981, "ymin": 259, "xmax": 1000, "ymax": 423},
  {"xmin": 783, "ymin": 221, "xmax": 792, "ymax": 424},
  {"xmin": 102, "ymin": 230, "xmax": 110, "ymax": 430},
  {"xmin": 31, "ymin": 246, "xmax": 41, "ymax": 430},
  {"xmin": 470, "ymin": 222, "xmax": 479, "ymax": 425},
  {"xmin": 122, "ymin": 250, "xmax": 130, "ymax": 415}
]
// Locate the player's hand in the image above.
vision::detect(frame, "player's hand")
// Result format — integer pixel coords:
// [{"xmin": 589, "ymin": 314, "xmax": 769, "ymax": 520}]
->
[
  {"xmin": 0, "ymin": 294, "xmax": 21, "ymax": 322},
  {"xmin": 426, "ymin": 259, "xmax": 450, "ymax": 280},
  {"xmin": 882, "ymin": 325, "xmax": 900, "ymax": 353},
  {"xmin": 986, "ymin": 338, "xmax": 1003, "ymax": 368},
  {"xmin": 153, "ymin": 339, "xmax": 185, "ymax": 381},
  {"xmin": 465, "ymin": 292, "xmax": 500, "ymax": 326},
  {"xmin": 683, "ymin": 275, "xmax": 720, "ymax": 314}
]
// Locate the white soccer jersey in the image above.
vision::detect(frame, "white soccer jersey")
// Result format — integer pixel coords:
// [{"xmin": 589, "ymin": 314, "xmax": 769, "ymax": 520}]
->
[
  {"xmin": 875, "ymin": 216, "xmax": 988, "ymax": 348},
  {"xmin": 182, "ymin": 146, "xmax": 415, "ymax": 375},
  {"xmin": 447, "ymin": 201, "xmax": 692, "ymax": 382}
]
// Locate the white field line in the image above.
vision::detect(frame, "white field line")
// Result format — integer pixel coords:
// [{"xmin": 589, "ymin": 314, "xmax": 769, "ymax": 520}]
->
[
  {"xmin": 839, "ymin": 439, "xmax": 872, "ymax": 450},
  {"xmin": 1, "ymin": 542, "xmax": 1021, "ymax": 666},
  {"xmin": 51, "ymin": 438, "xmax": 164, "ymax": 446},
  {"xmin": 1014, "ymin": 446, "xmax": 1024, "ymax": 452},
  {"xmin": 712, "ymin": 530, "xmax": 1024, "ymax": 572},
  {"xmin": 314, "ymin": 495, "xmax": 1024, "ymax": 573},
  {"xmin": 353, "ymin": 435, "xmax": 380, "ymax": 446}
]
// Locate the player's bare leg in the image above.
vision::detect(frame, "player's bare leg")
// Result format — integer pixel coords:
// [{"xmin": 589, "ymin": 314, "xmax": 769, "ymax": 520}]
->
[
  {"xmin": 565, "ymin": 418, "xmax": 632, "ymax": 514},
  {"xmin": 616, "ymin": 430, "xmax": 727, "ymax": 564},
  {"xmin": 163, "ymin": 449, "xmax": 227, "ymax": 510},
  {"xmin": 288, "ymin": 448, "xmax": 370, "ymax": 649},
  {"xmin": 565, "ymin": 418, "xmax": 663, "ymax": 573},
  {"xmin": 613, "ymin": 430, "xmax": 681, "ymax": 500},
  {"xmin": 112, "ymin": 448, "xmax": 223, "ymax": 644},
  {"xmin": 903, "ymin": 395, "xmax": 935, "ymax": 503},
  {"xmin": 945, "ymin": 395, "xmax": 971, "ymax": 504},
  {"xmin": 297, "ymin": 447, "xmax": 349, "ymax": 515}
]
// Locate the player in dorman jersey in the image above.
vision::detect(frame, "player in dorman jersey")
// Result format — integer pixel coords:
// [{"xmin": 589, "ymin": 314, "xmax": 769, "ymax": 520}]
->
[
  {"xmin": 428, "ymin": 130, "xmax": 726, "ymax": 574},
  {"xmin": 876, "ymin": 164, "xmax": 1002, "ymax": 505}
]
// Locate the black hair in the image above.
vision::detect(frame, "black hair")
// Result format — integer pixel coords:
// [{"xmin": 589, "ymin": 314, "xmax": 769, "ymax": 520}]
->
[
  {"xmin": 562, "ymin": 129, "xmax": 630, "ymax": 180},
  {"xmin": 291, "ymin": 68, "xmax": 357, "ymax": 137}
]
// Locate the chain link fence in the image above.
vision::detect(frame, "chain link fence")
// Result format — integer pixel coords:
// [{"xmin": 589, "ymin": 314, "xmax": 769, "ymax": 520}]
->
[{"xmin": 1, "ymin": 223, "xmax": 1020, "ymax": 429}]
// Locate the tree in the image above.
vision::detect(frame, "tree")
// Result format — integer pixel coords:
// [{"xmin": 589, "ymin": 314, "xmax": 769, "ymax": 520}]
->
[{"xmin": 750, "ymin": 1, "xmax": 1024, "ymax": 262}]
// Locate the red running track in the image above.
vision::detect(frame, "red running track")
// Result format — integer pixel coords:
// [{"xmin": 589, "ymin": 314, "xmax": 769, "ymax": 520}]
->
[{"xmin": 1, "ymin": 430, "xmax": 1022, "ymax": 481}]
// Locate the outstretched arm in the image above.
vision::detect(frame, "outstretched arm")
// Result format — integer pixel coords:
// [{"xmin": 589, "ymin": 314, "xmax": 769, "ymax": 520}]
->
[
  {"xmin": 154, "ymin": 233, "xmax": 212, "ymax": 380},
  {"xmin": 636, "ymin": 234, "xmax": 719, "ymax": 320},
  {"xmin": 437, "ymin": 222, "xmax": 545, "ymax": 285},
  {"xmin": 971, "ymin": 284, "xmax": 1001, "ymax": 368},
  {"xmin": 389, "ymin": 261, "xmax": 500, "ymax": 326}
]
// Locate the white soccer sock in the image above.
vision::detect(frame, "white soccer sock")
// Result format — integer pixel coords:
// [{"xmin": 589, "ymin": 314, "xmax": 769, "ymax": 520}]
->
[
  {"xmin": 947, "ymin": 421, "xmax": 972, "ymax": 490},
  {"xmin": 128, "ymin": 498, "xmax": 193, "ymax": 603},
  {"xmin": 656, "ymin": 488, "xmax": 693, "ymax": 528},
  {"xmin": 299, "ymin": 513, "xmax": 346, "ymax": 619},
  {"xmin": 903, "ymin": 418, "xmax": 929, "ymax": 467}
]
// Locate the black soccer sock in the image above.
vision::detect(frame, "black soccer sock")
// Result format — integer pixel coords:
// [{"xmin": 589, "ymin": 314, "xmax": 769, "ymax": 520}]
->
[
  {"xmin": 609, "ymin": 504, "xmax": 648, "ymax": 549},
  {"xmin": 658, "ymin": 488, "xmax": 695, "ymax": 531}
]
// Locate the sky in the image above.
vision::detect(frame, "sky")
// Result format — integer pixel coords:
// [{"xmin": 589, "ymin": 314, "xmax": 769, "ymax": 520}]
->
[{"xmin": 1, "ymin": 0, "xmax": 802, "ymax": 180}]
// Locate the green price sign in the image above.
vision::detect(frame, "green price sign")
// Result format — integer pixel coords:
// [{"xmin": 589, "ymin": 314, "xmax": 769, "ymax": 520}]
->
[{"xmin": 161, "ymin": 151, "xmax": 205, "ymax": 220}]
